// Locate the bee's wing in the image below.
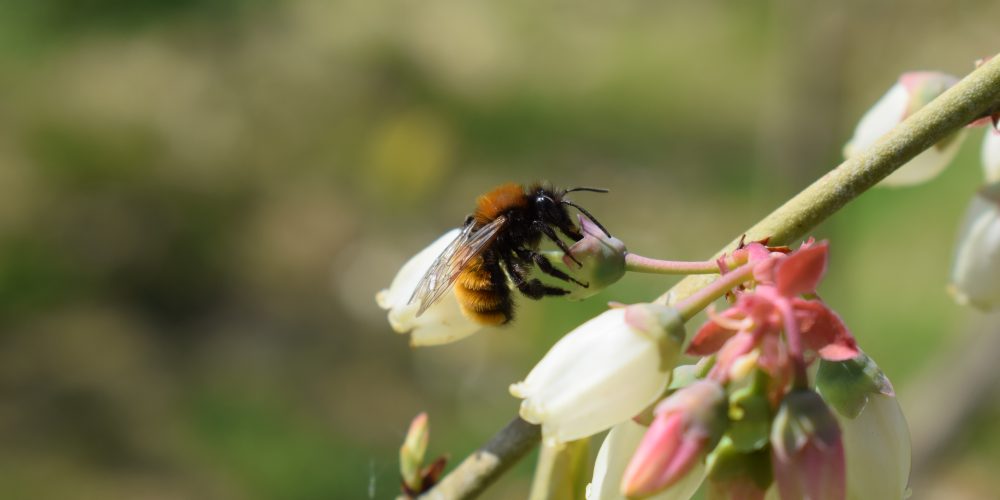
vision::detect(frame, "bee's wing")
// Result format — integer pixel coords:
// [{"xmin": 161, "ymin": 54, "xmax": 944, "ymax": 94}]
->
[{"xmin": 408, "ymin": 216, "xmax": 508, "ymax": 316}]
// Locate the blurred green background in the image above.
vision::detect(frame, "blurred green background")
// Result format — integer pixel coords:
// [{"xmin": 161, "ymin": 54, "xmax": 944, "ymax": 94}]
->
[{"xmin": 0, "ymin": 0, "xmax": 998, "ymax": 498}]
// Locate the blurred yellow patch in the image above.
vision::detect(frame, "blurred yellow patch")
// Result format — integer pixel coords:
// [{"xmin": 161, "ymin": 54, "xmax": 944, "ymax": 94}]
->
[{"xmin": 366, "ymin": 110, "xmax": 455, "ymax": 204}]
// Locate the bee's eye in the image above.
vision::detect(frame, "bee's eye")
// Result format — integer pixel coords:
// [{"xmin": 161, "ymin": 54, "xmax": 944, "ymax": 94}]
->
[{"xmin": 535, "ymin": 195, "xmax": 551, "ymax": 206}]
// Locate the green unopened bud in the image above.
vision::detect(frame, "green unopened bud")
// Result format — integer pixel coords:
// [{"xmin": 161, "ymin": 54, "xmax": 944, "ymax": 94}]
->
[
  {"xmin": 400, "ymin": 412, "xmax": 429, "ymax": 493},
  {"xmin": 705, "ymin": 436, "xmax": 773, "ymax": 499},
  {"xmin": 561, "ymin": 215, "xmax": 627, "ymax": 300},
  {"xmin": 727, "ymin": 370, "xmax": 773, "ymax": 452}
]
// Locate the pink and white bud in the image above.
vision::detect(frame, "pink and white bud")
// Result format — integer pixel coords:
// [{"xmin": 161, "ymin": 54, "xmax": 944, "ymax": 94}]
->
[
  {"xmin": 621, "ymin": 380, "xmax": 727, "ymax": 498},
  {"xmin": 844, "ymin": 71, "xmax": 964, "ymax": 187},
  {"xmin": 983, "ymin": 128, "xmax": 1000, "ymax": 184},
  {"xmin": 770, "ymin": 389, "xmax": 845, "ymax": 500},
  {"xmin": 400, "ymin": 412, "xmax": 430, "ymax": 492},
  {"xmin": 587, "ymin": 420, "xmax": 704, "ymax": 500},
  {"xmin": 376, "ymin": 229, "xmax": 483, "ymax": 346},
  {"xmin": 561, "ymin": 215, "xmax": 628, "ymax": 300},
  {"xmin": 510, "ymin": 304, "xmax": 685, "ymax": 443},
  {"xmin": 949, "ymin": 185, "xmax": 1000, "ymax": 310}
]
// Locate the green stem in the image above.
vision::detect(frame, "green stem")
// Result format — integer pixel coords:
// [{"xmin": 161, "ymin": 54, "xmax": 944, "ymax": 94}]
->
[
  {"xmin": 421, "ymin": 53, "xmax": 1000, "ymax": 500},
  {"xmin": 662, "ymin": 55, "xmax": 1000, "ymax": 305}
]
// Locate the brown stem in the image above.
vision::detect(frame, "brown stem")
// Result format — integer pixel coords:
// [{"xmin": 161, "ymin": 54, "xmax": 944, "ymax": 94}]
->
[{"xmin": 417, "ymin": 417, "xmax": 540, "ymax": 500}]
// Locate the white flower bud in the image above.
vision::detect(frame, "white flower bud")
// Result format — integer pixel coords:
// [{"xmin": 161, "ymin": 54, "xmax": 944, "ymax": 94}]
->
[
  {"xmin": 841, "ymin": 394, "xmax": 911, "ymax": 500},
  {"xmin": 510, "ymin": 304, "xmax": 685, "ymax": 443},
  {"xmin": 376, "ymin": 229, "xmax": 482, "ymax": 346},
  {"xmin": 983, "ymin": 128, "xmax": 1000, "ymax": 184},
  {"xmin": 587, "ymin": 420, "xmax": 704, "ymax": 500},
  {"xmin": 949, "ymin": 186, "xmax": 1000, "ymax": 310},
  {"xmin": 844, "ymin": 72, "xmax": 964, "ymax": 187},
  {"xmin": 561, "ymin": 215, "xmax": 627, "ymax": 301},
  {"xmin": 816, "ymin": 354, "xmax": 910, "ymax": 500}
]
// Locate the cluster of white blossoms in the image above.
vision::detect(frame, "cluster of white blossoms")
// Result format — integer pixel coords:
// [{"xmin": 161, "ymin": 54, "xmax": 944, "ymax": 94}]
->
[
  {"xmin": 381, "ymin": 229, "xmax": 913, "ymax": 499},
  {"xmin": 379, "ymin": 59, "xmax": 1000, "ymax": 499}
]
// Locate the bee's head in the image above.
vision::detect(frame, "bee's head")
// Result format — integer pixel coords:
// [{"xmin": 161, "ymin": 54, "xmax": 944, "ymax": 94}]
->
[
  {"xmin": 533, "ymin": 188, "xmax": 570, "ymax": 224},
  {"xmin": 529, "ymin": 185, "xmax": 611, "ymax": 239}
]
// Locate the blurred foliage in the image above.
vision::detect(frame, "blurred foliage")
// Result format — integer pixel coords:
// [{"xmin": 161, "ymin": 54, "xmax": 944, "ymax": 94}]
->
[{"xmin": 0, "ymin": 0, "xmax": 998, "ymax": 498}]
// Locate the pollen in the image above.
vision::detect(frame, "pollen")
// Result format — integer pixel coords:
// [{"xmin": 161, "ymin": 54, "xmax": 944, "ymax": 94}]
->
[
  {"xmin": 454, "ymin": 285, "xmax": 505, "ymax": 311},
  {"xmin": 464, "ymin": 309, "xmax": 509, "ymax": 326},
  {"xmin": 456, "ymin": 269, "xmax": 493, "ymax": 291}
]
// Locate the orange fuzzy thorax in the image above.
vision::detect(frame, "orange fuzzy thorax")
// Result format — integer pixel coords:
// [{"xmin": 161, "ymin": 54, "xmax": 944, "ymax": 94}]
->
[{"xmin": 474, "ymin": 182, "xmax": 528, "ymax": 226}]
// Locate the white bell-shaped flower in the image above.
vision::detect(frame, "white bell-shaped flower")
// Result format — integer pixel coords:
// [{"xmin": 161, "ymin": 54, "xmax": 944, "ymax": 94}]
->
[
  {"xmin": 841, "ymin": 393, "xmax": 911, "ymax": 500},
  {"xmin": 510, "ymin": 304, "xmax": 684, "ymax": 443},
  {"xmin": 587, "ymin": 420, "xmax": 704, "ymax": 500},
  {"xmin": 949, "ymin": 186, "xmax": 1000, "ymax": 310},
  {"xmin": 816, "ymin": 354, "xmax": 911, "ymax": 500},
  {"xmin": 844, "ymin": 72, "xmax": 964, "ymax": 187},
  {"xmin": 983, "ymin": 128, "xmax": 1000, "ymax": 184},
  {"xmin": 376, "ymin": 229, "xmax": 482, "ymax": 346}
]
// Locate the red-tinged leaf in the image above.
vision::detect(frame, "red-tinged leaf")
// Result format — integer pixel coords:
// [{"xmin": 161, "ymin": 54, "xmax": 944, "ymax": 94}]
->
[
  {"xmin": 710, "ymin": 331, "xmax": 758, "ymax": 381},
  {"xmin": 794, "ymin": 300, "xmax": 858, "ymax": 362},
  {"xmin": 752, "ymin": 257, "xmax": 780, "ymax": 285},
  {"xmin": 421, "ymin": 456, "xmax": 448, "ymax": 490},
  {"xmin": 687, "ymin": 310, "xmax": 741, "ymax": 355},
  {"xmin": 776, "ymin": 243, "xmax": 829, "ymax": 297}
]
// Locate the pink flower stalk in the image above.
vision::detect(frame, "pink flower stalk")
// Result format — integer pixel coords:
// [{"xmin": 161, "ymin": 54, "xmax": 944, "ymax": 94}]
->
[
  {"xmin": 771, "ymin": 390, "xmax": 846, "ymax": 500},
  {"xmin": 686, "ymin": 242, "xmax": 858, "ymax": 387},
  {"xmin": 621, "ymin": 380, "xmax": 726, "ymax": 498}
]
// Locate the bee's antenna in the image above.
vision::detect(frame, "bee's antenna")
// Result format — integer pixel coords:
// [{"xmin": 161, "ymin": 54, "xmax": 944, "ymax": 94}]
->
[
  {"xmin": 561, "ymin": 200, "xmax": 611, "ymax": 237},
  {"xmin": 564, "ymin": 187, "xmax": 609, "ymax": 194}
]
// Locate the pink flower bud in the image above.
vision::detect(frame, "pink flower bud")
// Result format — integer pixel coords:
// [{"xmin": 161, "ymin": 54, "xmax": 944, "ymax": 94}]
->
[
  {"xmin": 588, "ymin": 420, "xmax": 705, "ymax": 500},
  {"xmin": 622, "ymin": 380, "xmax": 727, "ymax": 498},
  {"xmin": 770, "ymin": 390, "xmax": 846, "ymax": 500}
]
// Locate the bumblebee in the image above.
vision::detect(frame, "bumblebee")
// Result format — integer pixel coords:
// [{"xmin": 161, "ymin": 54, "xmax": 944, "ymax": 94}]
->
[{"xmin": 408, "ymin": 182, "xmax": 610, "ymax": 325}]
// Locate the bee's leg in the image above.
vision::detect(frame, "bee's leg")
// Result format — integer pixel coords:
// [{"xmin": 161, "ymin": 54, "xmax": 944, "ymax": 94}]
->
[
  {"xmin": 515, "ymin": 248, "xmax": 588, "ymax": 288},
  {"xmin": 532, "ymin": 221, "xmax": 583, "ymax": 267},
  {"xmin": 555, "ymin": 221, "xmax": 584, "ymax": 242},
  {"xmin": 502, "ymin": 256, "xmax": 571, "ymax": 299}
]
